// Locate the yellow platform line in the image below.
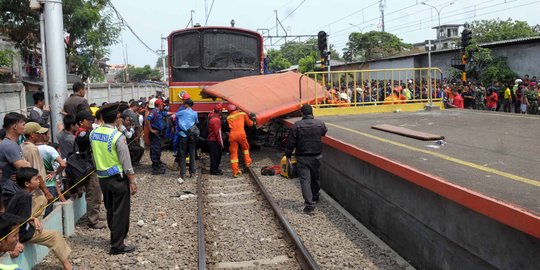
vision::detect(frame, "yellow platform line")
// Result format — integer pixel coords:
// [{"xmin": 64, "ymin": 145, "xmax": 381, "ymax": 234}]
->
[{"xmin": 326, "ymin": 122, "xmax": 540, "ymax": 187}]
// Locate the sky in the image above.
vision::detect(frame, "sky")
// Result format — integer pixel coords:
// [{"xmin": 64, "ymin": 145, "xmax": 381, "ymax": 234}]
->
[{"xmin": 108, "ymin": 0, "xmax": 540, "ymax": 67}]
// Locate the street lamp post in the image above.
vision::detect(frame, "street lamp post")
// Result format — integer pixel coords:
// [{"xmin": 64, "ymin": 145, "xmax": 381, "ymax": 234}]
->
[{"xmin": 421, "ymin": 1, "xmax": 454, "ymax": 49}]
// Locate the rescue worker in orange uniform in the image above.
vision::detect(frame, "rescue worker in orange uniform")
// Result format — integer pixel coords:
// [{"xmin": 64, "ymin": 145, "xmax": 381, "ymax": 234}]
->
[{"xmin": 226, "ymin": 104, "xmax": 254, "ymax": 177}]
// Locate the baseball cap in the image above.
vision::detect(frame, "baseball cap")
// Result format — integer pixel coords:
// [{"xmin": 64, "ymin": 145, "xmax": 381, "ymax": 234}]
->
[
  {"xmin": 24, "ymin": 122, "xmax": 48, "ymax": 135},
  {"xmin": 154, "ymin": 99, "xmax": 163, "ymax": 106}
]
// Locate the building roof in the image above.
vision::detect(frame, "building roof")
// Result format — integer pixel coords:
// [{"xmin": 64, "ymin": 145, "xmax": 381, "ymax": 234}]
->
[
  {"xmin": 432, "ymin": 24, "xmax": 463, "ymax": 29},
  {"xmin": 334, "ymin": 35, "xmax": 540, "ymax": 67}
]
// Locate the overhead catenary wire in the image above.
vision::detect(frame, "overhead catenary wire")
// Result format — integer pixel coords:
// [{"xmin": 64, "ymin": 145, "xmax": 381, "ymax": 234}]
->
[
  {"xmin": 331, "ymin": 0, "xmax": 523, "ymax": 49},
  {"xmin": 107, "ymin": 0, "xmax": 159, "ymax": 55},
  {"xmin": 204, "ymin": 0, "xmax": 216, "ymax": 26},
  {"xmin": 265, "ymin": 0, "xmax": 308, "ymax": 34}
]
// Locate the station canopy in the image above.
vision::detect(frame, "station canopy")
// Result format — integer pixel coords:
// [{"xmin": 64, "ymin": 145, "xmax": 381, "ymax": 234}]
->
[{"xmin": 203, "ymin": 71, "xmax": 326, "ymax": 126}]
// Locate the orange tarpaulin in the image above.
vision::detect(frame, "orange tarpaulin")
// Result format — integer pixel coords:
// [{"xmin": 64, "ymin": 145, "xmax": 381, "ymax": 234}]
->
[{"xmin": 202, "ymin": 71, "xmax": 326, "ymax": 126}]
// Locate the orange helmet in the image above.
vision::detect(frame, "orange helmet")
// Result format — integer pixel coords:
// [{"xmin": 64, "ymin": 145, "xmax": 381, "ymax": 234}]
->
[
  {"xmin": 226, "ymin": 104, "xmax": 237, "ymax": 112},
  {"xmin": 181, "ymin": 93, "xmax": 190, "ymax": 100}
]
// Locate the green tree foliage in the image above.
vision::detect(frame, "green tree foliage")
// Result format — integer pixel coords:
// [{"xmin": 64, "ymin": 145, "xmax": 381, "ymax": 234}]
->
[
  {"xmin": 470, "ymin": 19, "xmax": 537, "ymax": 44},
  {"xmin": 155, "ymin": 55, "xmax": 168, "ymax": 68},
  {"xmin": 63, "ymin": 0, "xmax": 120, "ymax": 81},
  {"xmin": 298, "ymin": 52, "xmax": 319, "ymax": 73},
  {"xmin": 0, "ymin": 0, "xmax": 120, "ymax": 81},
  {"xmin": 116, "ymin": 65, "xmax": 161, "ymax": 82},
  {"xmin": 279, "ymin": 38, "xmax": 342, "ymax": 66},
  {"xmin": 343, "ymin": 31, "xmax": 412, "ymax": 61},
  {"xmin": 266, "ymin": 49, "xmax": 291, "ymax": 71},
  {"xmin": 466, "ymin": 45, "xmax": 517, "ymax": 86},
  {"xmin": 0, "ymin": 49, "xmax": 15, "ymax": 68}
]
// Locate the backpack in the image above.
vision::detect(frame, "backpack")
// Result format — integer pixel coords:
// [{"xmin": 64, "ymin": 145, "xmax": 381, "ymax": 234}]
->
[
  {"xmin": 184, "ymin": 124, "xmax": 200, "ymax": 141},
  {"xmin": 65, "ymin": 152, "xmax": 94, "ymax": 187}
]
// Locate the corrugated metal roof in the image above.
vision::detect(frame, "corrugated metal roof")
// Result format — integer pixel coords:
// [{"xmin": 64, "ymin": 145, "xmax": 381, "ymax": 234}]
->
[{"xmin": 336, "ymin": 35, "xmax": 540, "ymax": 67}]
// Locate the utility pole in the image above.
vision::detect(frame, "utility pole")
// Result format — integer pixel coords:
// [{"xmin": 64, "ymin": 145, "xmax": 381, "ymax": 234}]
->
[
  {"xmin": 42, "ymin": 0, "xmax": 68, "ymax": 141},
  {"xmin": 379, "ymin": 0, "xmax": 385, "ymax": 32},
  {"xmin": 38, "ymin": 13, "xmax": 49, "ymax": 108},
  {"xmin": 160, "ymin": 35, "xmax": 167, "ymax": 82},
  {"xmin": 421, "ymin": 1, "xmax": 454, "ymax": 50}
]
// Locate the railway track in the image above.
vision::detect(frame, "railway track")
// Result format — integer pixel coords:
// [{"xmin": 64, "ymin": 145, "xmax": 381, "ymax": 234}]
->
[{"xmin": 197, "ymin": 164, "xmax": 319, "ymax": 270}]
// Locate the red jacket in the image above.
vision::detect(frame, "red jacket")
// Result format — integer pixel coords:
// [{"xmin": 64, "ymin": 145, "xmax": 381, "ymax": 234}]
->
[{"xmin": 207, "ymin": 114, "xmax": 223, "ymax": 148}]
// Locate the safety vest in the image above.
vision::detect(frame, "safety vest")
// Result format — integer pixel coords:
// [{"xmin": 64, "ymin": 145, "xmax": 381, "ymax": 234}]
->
[{"xmin": 90, "ymin": 126, "xmax": 123, "ymax": 178}]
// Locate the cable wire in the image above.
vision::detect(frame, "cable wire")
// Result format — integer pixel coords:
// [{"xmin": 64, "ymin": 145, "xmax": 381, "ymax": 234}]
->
[{"xmin": 108, "ymin": 1, "xmax": 159, "ymax": 55}]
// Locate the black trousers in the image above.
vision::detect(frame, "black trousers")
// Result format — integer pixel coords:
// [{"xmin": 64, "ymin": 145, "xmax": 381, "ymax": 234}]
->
[
  {"xmin": 296, "ymin": 155, "xmax": 322, "ymax": 207},
  {"xmin": 208, "ymin": 140, "xmax": 222, "ymax": 173},
  {"xmin": 128, "ymin": 142, "xmax": 144, "ymax": 165},
  {"xmin": 176, "ymin": 136, "xmax": 196, "ymax": 177},
  {"xmin": 99, "ymin": 174, "xmax": 130, "ymax": 250},
  {"xmin": 149, "ymin": 132, "xmax": 162, "ymax": 169}
]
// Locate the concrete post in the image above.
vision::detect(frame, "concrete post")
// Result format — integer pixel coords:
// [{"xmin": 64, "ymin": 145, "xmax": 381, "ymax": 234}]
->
[
  {"xmin": 107, "ymin": 84, "xmax": 112, "ymax": 103},
  {"xmin": 43, "ymin": 0, "xmax": 68, "ymax": 140},
  {"xmin": 39, "ymin": 13, "xmax": 49, "ymax": 107}
]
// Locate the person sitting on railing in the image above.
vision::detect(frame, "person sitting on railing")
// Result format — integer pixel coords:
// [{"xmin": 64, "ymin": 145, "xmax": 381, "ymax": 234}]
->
[{"xmin": 6, "ymin": 167, "xmax": 77, "ymax": 270}]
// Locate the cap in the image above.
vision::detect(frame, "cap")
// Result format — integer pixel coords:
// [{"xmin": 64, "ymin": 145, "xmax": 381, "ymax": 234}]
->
[
  {"xmin": 24, "ymin": 122, "xmax": 48, "ymax": 135},
  {"xmin": 99, "ymin": 102, "xmax": 121, "ymax": 118},
  {"xmin": 154, "ymin": 99, "xmax": 163, "ymax": 106},
  {"xmin": 181, "ymin": 93, "xmax": 190, "ymax": 100},
  {"xmin": 148, "ymin": 98, "xmax": 157, "ymax": 109}
]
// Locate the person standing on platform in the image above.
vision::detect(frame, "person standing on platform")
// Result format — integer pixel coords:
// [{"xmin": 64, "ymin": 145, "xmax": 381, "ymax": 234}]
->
[
  {"xmin": 90, "ymin": 102, "xmax": 138, "ymax": 255},
  {"xmin": 226, "ymin": 104, "xmax": 254, "ymax": 178},
  {"xmin": 285, "ymin": 104, "xmax": 327, "ymax": 215},
  {"xmin": 146, "ymin": 98, "xmax": 167, "ymax": 175},
  {"xmin": 62, "ymin": 82, "xmax": 89, "ymax": 116},
  {"xmin": 208, "ymin": 104, "xmax": 224, "ymax": 175}
]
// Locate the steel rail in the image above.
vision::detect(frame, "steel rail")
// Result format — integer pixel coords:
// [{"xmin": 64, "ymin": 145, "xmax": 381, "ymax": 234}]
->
[
  {"xmin": 197, "ymin": 167, "xmax": 206, "ymax": 270},
  {"xmin": 246, "ymin": 166, "xmax": 321, "ymax": 270}
]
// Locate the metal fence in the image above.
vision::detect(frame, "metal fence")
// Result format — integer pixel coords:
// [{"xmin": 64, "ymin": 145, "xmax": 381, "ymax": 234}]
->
[{"xmin": 300, "ymin": 68, "xmax": 444, "ymax": 108}]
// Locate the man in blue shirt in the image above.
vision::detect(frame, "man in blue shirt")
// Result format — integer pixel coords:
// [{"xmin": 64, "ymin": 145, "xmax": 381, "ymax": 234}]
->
[
  {"xmin": 146, "ymin": 98, "xmax": 168, "ymax": 175},
  {"xmin": 174, "ymin": 99, "xmax": 198, "ymax": 180}
]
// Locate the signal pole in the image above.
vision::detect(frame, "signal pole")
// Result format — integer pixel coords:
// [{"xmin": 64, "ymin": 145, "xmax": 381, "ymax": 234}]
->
[{"xmin": 379, "ymin": 0, "xmax": 385, "ymax": 32}]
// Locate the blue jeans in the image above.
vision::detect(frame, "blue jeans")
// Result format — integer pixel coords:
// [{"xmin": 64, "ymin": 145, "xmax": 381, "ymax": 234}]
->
[{"xmin": 44, "ymin": 186, "xmax": 58, "ymax": 217}]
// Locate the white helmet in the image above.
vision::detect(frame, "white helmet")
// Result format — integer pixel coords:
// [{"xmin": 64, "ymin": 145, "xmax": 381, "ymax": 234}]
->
[
  {"xmin": 515, "ymin": 79, "xmax": 523, "ymax": 84},
  {"xmin": 148, "ymin": 98, "xmax": 157, "ymax": 109}
]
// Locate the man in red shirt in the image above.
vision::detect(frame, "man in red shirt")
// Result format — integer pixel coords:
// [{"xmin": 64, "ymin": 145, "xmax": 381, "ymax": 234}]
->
[
  {"xmin": 448, "ymin": 89, "xmax": 464, "ymax": 109},
  {"xmin": 207, "ymin": 104, "xmax": 224, "ymax": 175},
  {"xmin": 486, "ymin": 88, "xmax": 498, "ymax": 111}
]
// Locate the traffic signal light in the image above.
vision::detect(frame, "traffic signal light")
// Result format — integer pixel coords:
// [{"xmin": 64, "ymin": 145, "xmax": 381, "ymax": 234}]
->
[
  {"xmin": 318, "ymin": 31, "xmax": 327, "ymax": 52},
  {"xmin": 461, "ymin": 29, "xmax": 472, "ymax": 48}
]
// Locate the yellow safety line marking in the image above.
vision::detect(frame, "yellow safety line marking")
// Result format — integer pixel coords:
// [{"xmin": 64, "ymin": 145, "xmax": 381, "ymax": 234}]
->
[
  {"xmin": 464, "ymin": 110, "xmax": 540, "ymax": 120},
  {"xmin": 326, "ymin": 122, "xmax": 540, "ymax": 187}
]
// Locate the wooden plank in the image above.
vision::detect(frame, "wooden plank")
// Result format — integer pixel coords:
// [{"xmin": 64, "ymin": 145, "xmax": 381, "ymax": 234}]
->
[{"xmin": 372, "ymin": 124, "xmax": 444, "ymax": 140}]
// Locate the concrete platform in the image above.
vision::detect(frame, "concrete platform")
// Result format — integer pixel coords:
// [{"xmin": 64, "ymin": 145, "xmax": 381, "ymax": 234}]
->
[{"xmin": 284, "ymin": 109, "xmax": 540, "ymax": 270}]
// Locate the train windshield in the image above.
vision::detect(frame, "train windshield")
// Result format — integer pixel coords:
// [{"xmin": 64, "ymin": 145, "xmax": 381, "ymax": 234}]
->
[
  {"xmin": 202, "ymin": 32, "xmax": 259, "ymax": 70},
  {"xmin": 172, "ymin": 31, "xmax": 201, "ymax": 69}
]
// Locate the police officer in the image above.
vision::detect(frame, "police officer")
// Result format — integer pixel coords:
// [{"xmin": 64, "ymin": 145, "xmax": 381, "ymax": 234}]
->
[
  {"xmin": 90, "ymin": 102, "xmax": 138, "ymax": 255},
  {"xmin": 285, "ymin": 104, "xmax": 327, "ymax": 215}
]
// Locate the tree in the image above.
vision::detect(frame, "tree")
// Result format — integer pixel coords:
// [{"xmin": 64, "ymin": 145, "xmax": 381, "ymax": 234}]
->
[
  {"xmin": 343, "ymin": 31, "xmax": 411, "ymax": 62},
  {"xmin": 466, "ymin": 44, "xmax": 517, "ymax": 86},
  {"xmin": 298, "ymin": 52, "xmax": 318, "ymax": 73},
  {"xmin": 280, "ymin": 38, "xmax": 342, "ymax": 66},
  {"xmin": 470, "ymin": 19, "xmax": 537, "ymax": 44},
  {"xmin": 266, "ymin": 49, "xmax": 291, "ymax": 72},
  {"xmin": 116, "ymin": 65, "xmax": 161, "ymax": 82},
  {"xmin": 155, "ymin": 55, "xmax": 168, "ymax": 69},
  {"xmin": 0, "ymin": 0, "xmax": 120, "ymax": 81}
]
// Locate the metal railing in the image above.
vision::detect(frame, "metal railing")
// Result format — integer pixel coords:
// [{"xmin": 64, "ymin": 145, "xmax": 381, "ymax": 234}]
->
[{"xmin": 300, "ymin": 68, "xmax": 444, "ymax": 108}]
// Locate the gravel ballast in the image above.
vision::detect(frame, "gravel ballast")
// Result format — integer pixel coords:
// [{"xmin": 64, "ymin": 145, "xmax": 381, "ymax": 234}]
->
[{"xmin": 33, "ymin": 147, "xmax": 412, "ymax": 269}]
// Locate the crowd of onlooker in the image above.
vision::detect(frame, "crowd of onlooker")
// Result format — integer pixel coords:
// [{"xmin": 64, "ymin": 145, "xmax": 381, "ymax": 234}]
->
[
  {"xmin": 324, "ymin": 74, "xmax": 540, "ymax": 114},
  {"xmin": 0, "ymin": 82, "xmax": 164, "ymax": 269}
]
